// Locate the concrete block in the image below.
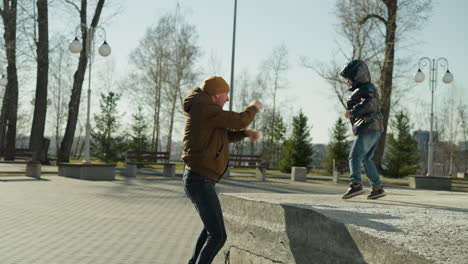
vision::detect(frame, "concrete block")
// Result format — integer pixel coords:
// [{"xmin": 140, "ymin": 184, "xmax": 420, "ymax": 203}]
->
[
  {"xmin": 218, "ymin": 194, "xmax": 434, "ymax": 264},
  {"xmin": 58, "ymin": 163, "xmax": 116, "ymax": 181},
  {"xmin": 457, "ymin": 172, "xmax": 468, "ymax": 179},
  {"xmin": 126, "ymin": 164, "xmax": 137, "ymax": 177},
  {"xmin": 58, "ymin": 165, "xmax": 65, "ymax": 176},
  {"xmin": 26, "ymin": 162, "xmax": 41, "ymax": 179},
  {"xmin": 163, "ymin": 163, "xmax": 176, "ymax": 177},
  {"xmin": 332, "ymin": 170, "xmax": 339, "ymax": 184},
  {"xmin": 229, "ymin": 247, "xmax": 276, "ymax": 264},
  {"xmin": 80, "ymin": 165, "xmax": 115, "ymax": 181},
  {"xmin": 62, "ymin": 165, "xmax": 81, "ymax": 179},
  {"xmin": 255, "ymin": 166, "xmax": 266, "ymax": 181},
  {"xmin": 409, "ymin": 175, "xmax": 451, "ymax": 190},
  {"xmin": 291, "ymin": 166, "xmax": 306, "ymax": 182}
]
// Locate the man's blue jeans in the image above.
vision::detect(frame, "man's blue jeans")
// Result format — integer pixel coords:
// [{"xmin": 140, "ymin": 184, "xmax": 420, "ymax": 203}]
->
[
  {"xmin": 183, "ymin": 170, "xmax": 227, "ymax": 264},
  {"xmin": 349, "ymin": 131, "xmax": 382, "ymax": 189}
]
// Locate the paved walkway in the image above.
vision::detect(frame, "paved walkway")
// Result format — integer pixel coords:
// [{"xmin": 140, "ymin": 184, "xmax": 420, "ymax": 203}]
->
[
  {"xmin": 0, "ymin": 164, "xmax": 467, "ymax": 263},
  {"xmin": 0, "ymin": 174, "xmax": 350, "ymax": 264}
]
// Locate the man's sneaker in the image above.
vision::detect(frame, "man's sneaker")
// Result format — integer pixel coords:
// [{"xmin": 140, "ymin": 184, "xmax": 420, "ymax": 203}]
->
[
  {"xmin": 342, "ymin": 184, "xmax": 364, "ymax": 199},
  {"xmin": 367, "ymin": 188, "xmax": 386, "ymax": 200}
]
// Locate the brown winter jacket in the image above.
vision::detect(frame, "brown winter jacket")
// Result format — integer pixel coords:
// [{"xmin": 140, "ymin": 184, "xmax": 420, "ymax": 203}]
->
[{"xmin": 181, "ymin": 87, "xmax": 258, "ymax": 182}]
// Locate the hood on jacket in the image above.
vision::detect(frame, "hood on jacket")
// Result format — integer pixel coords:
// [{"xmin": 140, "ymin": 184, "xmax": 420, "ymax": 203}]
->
[
  {"xmin": 340, "ymin": 59, "xmax": 371, "ymax": 90},
  {"xmin": 183, "ymin": 87, "xmax": 212, "ymax": 113}
]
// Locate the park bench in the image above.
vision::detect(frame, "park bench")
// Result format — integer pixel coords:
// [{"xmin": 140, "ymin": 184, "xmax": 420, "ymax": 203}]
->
[
  {"xmin": 0, "ymin": 148, "xmax": 41, "ymax": 178},
  {"xmin": 225, "ymin": 154, "xmax": 266, "ymax": 180},
  {"xmin": 125, "ymin": 150, "xmax": 175, "ymax": 177}
]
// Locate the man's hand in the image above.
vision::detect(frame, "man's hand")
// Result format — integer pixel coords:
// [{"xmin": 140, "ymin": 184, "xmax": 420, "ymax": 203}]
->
[
  {"xmin": 244, "ymin": 128, "xmax": 260, "ymax": 142},
  {"xmin": 248, "ymin": 100, "xmax": 263, "ymax": 110},
  {"xmin": 344, "ymin": 110, "xmax": 351, "ymax": 119}
]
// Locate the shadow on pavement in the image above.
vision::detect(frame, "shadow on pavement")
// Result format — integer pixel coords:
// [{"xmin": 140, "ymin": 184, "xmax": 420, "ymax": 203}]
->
[
  {"xmin": 98, "ymin": 176, "xmax": 185, "ymax": 200},
  {"xmin": 0, "ymin": 177, "xmax": 50, "ymax": 182},
  {"xmin": 285, "ymin": 203, "xmax": 402, "ymax": 232}
]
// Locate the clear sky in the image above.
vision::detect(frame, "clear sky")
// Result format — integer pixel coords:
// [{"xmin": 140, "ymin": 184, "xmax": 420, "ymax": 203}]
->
[{"xmin": 94, "ymin": 0, "xmax": 467, "ymax": 144}]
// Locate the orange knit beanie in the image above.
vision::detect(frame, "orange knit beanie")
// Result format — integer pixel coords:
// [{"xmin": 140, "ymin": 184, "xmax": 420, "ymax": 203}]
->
[{"xmin": 201, "ymin": 76, "xmax": 230, "ymax": 96}]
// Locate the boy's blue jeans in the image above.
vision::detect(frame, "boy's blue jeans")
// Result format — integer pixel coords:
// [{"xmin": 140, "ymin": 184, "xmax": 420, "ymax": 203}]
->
[
  {"xmin": 183, "ymin": 170, "xmax": 226, "ymax": 264},
  {"xmin": 349, "ymin": 131, "xmax": 382, "ymax": 189}
]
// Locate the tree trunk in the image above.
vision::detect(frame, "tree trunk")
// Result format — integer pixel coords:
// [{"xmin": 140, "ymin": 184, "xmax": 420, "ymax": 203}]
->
[
  {"xmin": 0, "ymin": 0, "xmax": 19, "ymax": 160},
  {"xmin": 151, "ymin": 108, "xmax": 156, "ymax": 149},
  {"xmin": 166, "ymin": 83, "xmax": 179, "ymax": 155},
  {"xmin": 58, "ymin": 0, "xmax": 105, "ymax": 162},
  {"xmin": 30, "ymin": 0, "xmax": 49, "ymax": 162},
  {"xmin": 150, "ymin": 81, "xmax": 161, "ymax": 152},
  {"xmin": 152, "ymin": 68, "xmax": 162, "ymax": 152},
  {"xmin": 0, "ymin": 89, "xmax": 9, "ymax": 151},
  {"xmin": 374, "ymin": 0, "xmax": 397, "ymax": 170},
  {"xmin": 155, "ymin": 77, "xmax": 161, "ymax": 152},
  {"xmin": 54, "ymin": 51, "xmax": 64, "ymax": 156}
]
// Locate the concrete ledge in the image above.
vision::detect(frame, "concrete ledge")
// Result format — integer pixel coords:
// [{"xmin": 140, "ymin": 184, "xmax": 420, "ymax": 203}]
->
[
  {"xmin": 216, "ymin": 192, "xmax": 468, "ymax": 264},
  {"xmin": 409, "ymin": 175, "xmax": 451, "ymax": 190},
  {"xmin": 58, "ymin": 163, "xmax": 116, "ymax": 181},
  {"xmin": 229, "ymin": 247, "xmax": 277, "ymax": 264}
]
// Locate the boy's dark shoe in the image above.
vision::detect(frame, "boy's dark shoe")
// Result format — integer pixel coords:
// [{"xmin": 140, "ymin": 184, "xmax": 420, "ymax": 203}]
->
[
  {"xmin": 342, "ymin": 184, "xmax": 364, "ymax": 199},
  {"xmin": 367, "ymin": 188, "xmax": 386, "ymax": 200}
]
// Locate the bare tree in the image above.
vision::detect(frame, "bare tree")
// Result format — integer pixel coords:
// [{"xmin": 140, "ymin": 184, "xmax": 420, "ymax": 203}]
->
[
  {"xmin": 306, "ymin": 0, "xmax": 432, "ymax": 170},
  {"xmin": 231, "ymin": 69, "xmax": 252, "ymax": 157},
  {"xmin": 48, "ymin": 34, "xmax": 73, "ymax": 156},
  {"xmin": 0, "ymin": 0, "xmax": 19, "ymax": 160},
  {"xmin": 436, "ymin": 85, "xmax": 467, "ymax": 176},
  {"xmin": 164, "ymin": 7, "xmax": 200, "ymax": 155},
  {"xmin": 258, "ymin": 44, "xmax": 289, "ymax": 167},
  {"xmin": 29, "ymin": 0, "xmax": 49, "ymax": 162},
  {"xmin": 129, "ymin": 14, "xmax": 173, "ymax": 152},
  {"xmin": 457, "ymin": 106, "xmax": 468, "ymax": 173},
  {"xmin": 58, "ymin": 0, "xmax": 106, "ymax": 162},
  {"xmin": 262, "ymin": 44, "xmax": 288, "ymax": 126},
  {"xmin": 206, "ymin": 49, "xmax": 225, "ymax": 77}
]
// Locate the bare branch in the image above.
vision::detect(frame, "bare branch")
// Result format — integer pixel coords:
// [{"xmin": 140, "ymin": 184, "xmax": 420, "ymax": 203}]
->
[
  {"xmin": 63, "ymin": 0, "xmax": 80, "ymax": 14},
  {"xmin": 361, "ymin": 14, "xmax": 387, "ymax": 25},
  {"xmin": 90, "ymin": 0, "xmax": 106, "ymax": 27}
]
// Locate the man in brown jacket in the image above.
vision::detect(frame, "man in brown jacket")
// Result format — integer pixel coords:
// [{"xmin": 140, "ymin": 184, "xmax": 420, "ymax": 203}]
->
[{"xmin": 182, "ymin": 76, "xmax": 262, "ymax": 264}]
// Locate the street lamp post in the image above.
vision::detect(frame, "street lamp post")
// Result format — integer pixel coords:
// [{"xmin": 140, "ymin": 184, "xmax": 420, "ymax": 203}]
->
[
  {"xmin": 69, "ymin": 24, "xmax": 111, "ymax": 163},
  {"xmin": 413, "ymin": 57, "xmax": 454, "ymax": 176},
  {"xmin": 229, "ymin": 0, "xmax": 237, "ymax": 111}
]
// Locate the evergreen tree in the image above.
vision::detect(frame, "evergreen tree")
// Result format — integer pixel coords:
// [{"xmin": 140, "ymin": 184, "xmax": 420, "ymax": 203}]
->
[
  {"xmin": 383, "ymin": 111, "xmax": 420, "ymax": 178},
  {"xmin": 91, "ymin": 92, "xmax": 126, "ymax": 162},
  {"xmin": 325, "ymin": 117, "xmax": 350, "ymax": 173},
  {"xmin": 279, "ymin": 111, "xmax": 314, "ymax": 173},
  {"xmin": 129, "ymin": 106, "xmax": 149, "ymax": 152}
]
